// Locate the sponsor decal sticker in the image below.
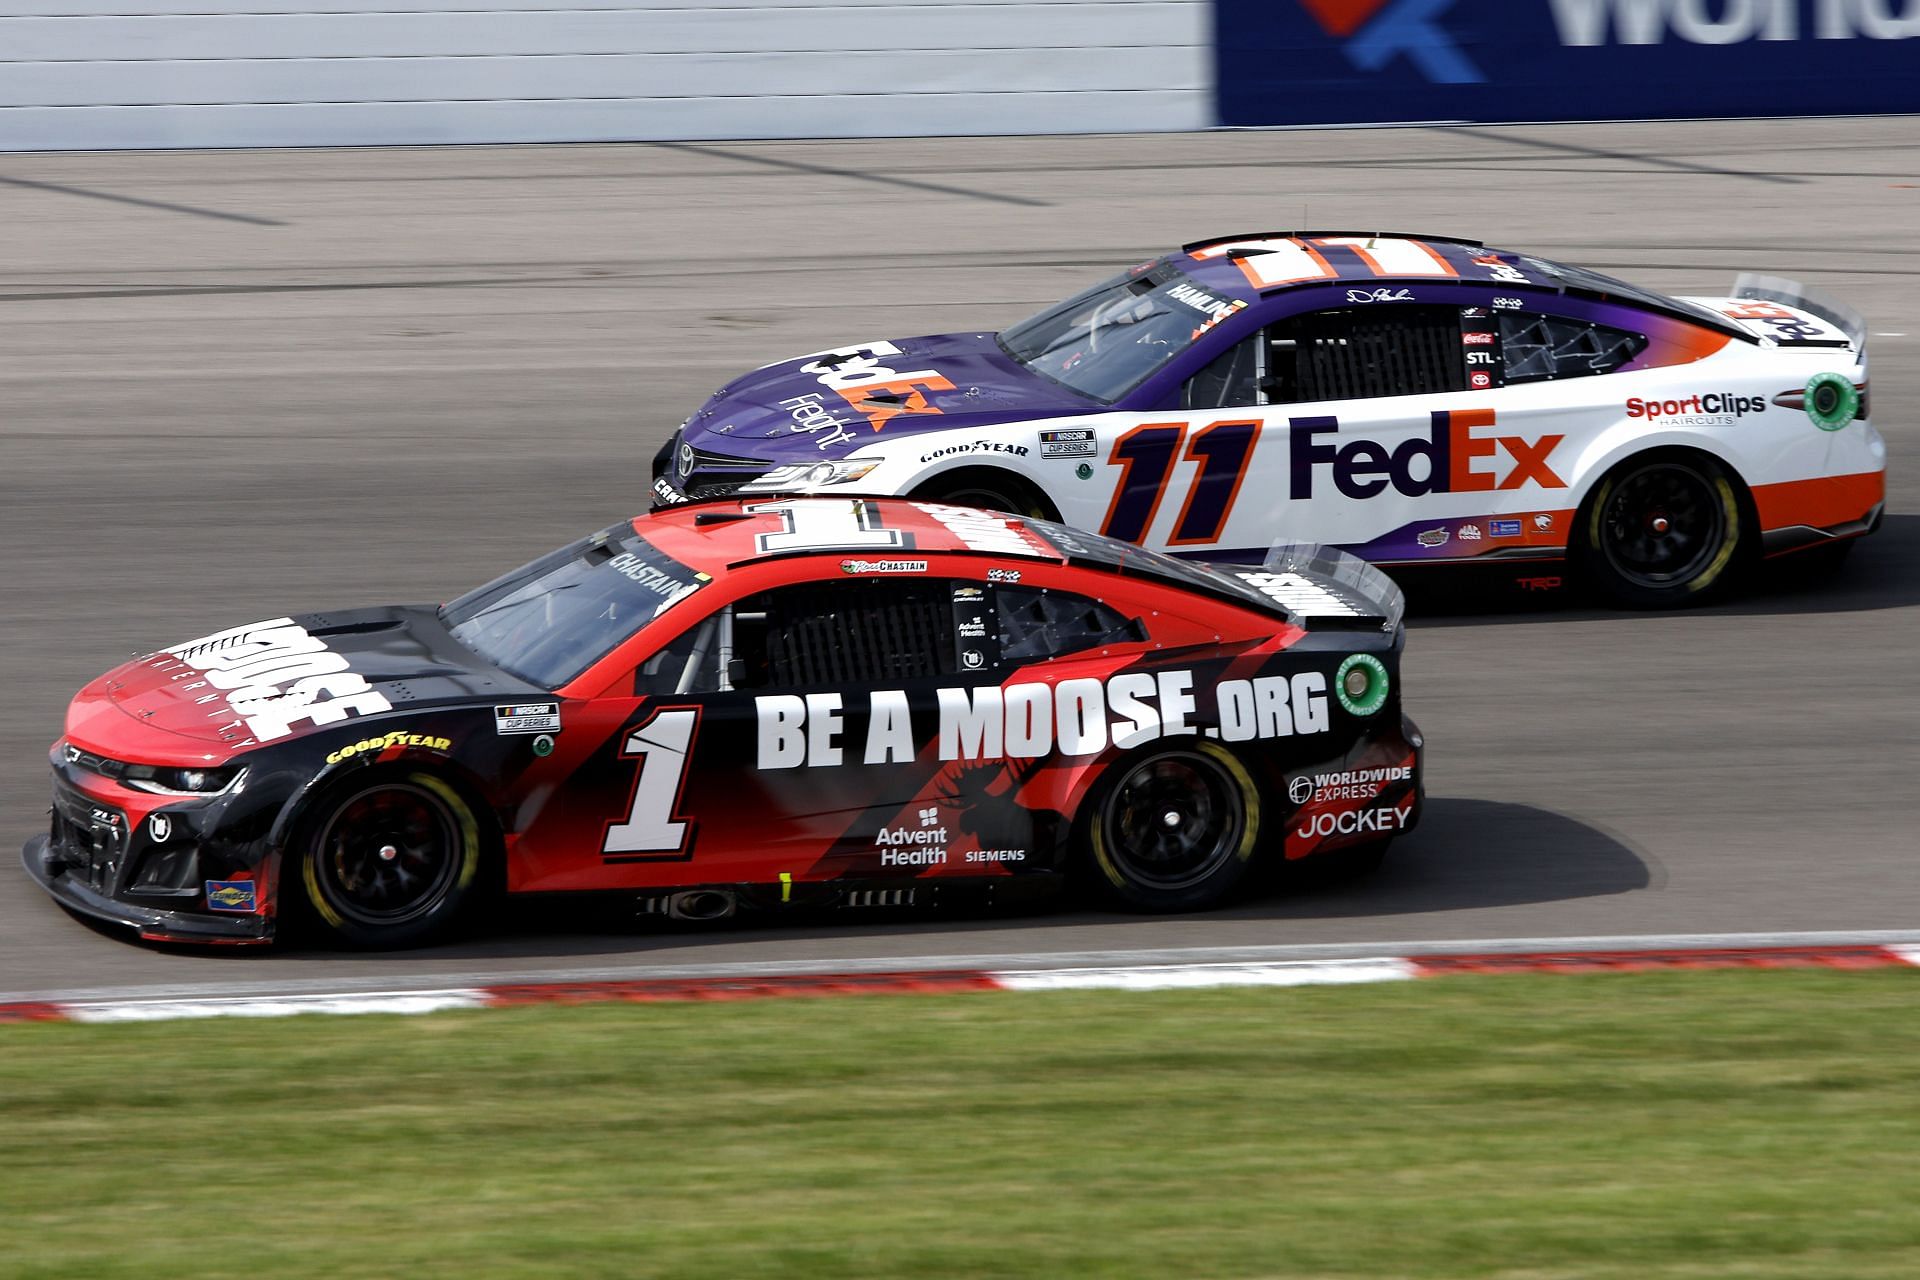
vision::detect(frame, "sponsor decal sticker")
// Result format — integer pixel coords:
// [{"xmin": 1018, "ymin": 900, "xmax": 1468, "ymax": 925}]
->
[
  {"xmin": 1801, "ymin": 372, "xmax": 1859, "ymax": 431},
  {"xmin": 1470, "ymin": 371, "xmax": 1493, "ymax": 389},
  {"xmin": 986, "ymin": 568, "xmax": 1022, "ymax": 584},
  {"xmin": 1039, "ymin": 428, "xmax": 1098, "ymax": 459},
  {"xmin": 1624, "ymin": 393, "xmax": 1767, "ymax": 424},
  {"xmin": 1458, "ymin": 523, "xmax": 1483, "ymax": 541},
  {"xmin": 1232, "ymin": 570, "xmax": 1363, "ymax": 618},
  {"xmin": 651, "ymin": 476, "xmax": 687, "ymax": 506},
  {"xmin": 1532, "ymin": 513, "xmax": 1555, "ymax": 532},
  {"xmin": 1335, "ymin": 653, "xmax": 1390, "ymax": 717},
  {"xmin": 1295, "ymin": 802, "xmax": 1414, "ymax": 840},
  {"xmin": 495, "ymin": 702, "xmax": 561, "ymax": 735},
  {"xmin": 914, "ymin": 503, "xmax": 1053, "ymax": 557},
  {"xmin": 205, "ymin": 880, "xmax": 257, "ymax": 913},
  {"xmin": 532, "ymin": 734, "xmax": 556, "ymax": 757},
  {"xmin": 1417, "ymin": 527, "xmax": 1449, "ymax": 548},
  {"xmin": 918, "ymin": 440, "xmax": 1030, "ymax": 464},
  {"xmin": 799, "ymin": 341, "xmax": 954, "ymax": 433},
  {"xmin": 755, "ymin": 668, "xmax": 1332, "ymax": 769},
  {"xmin": 325, "ymin": 731, "xmax": 453, "ymax": 766},
  {"xmin": 1289, "ymin": 408, "xmax": 1565, "ymax": 500},
  {"xmin": 1489, "ymin": 518, "xmax": 1522, "ymax": 537},
  {"xmin": 1463, "ymin": 331, "xmax": 1495, "ymax": 346},
  {"xmin": 778, "ymin": 392, "xmax": 858, "ymax": 451},
  {"xmin": 149, "ymin": 618, "xmax": 394, "ymax": 746},
  {"xmin": 1517, "ymin": 575, "xmax": 1563, "ymax": 592},
  {"xmin": 149, "ymin": 813, "xmax": 172, "ymax": 843},
  {"xmin": 841, "ymin": 558, "xmax": 928, "ymax": 574},
  {"xmin": 1291, "ymin": 764, "xmax": 1415, "ymax": 805}
]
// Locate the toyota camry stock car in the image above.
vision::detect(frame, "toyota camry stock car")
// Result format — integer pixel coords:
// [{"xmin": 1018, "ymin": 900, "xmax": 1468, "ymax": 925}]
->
[
  {"xmin": 23, "ymin": 498, "xmax": 1420, "ymax": 948},
  {"xmin": 653, "ymin": 233, "xmax": 1883, "ymax": 608}
]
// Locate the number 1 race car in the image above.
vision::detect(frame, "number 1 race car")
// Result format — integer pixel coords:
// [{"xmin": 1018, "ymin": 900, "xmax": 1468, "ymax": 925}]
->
[
  {"xmin": 23, "ymin": 499, "xmax": 1420, "ymax": 948},
  {"xmin": 653, "ymin": 233, "xmax": 1883, "ymax": 608}
]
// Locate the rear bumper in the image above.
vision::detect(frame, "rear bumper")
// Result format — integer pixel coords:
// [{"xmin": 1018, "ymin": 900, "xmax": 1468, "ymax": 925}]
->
[{"xmin": 21, "ymin": 833, "xmax": 272, "ymax": 945}]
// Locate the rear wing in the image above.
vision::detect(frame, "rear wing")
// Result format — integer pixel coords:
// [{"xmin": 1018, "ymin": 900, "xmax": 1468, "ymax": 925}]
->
[
  {"xmin": 1732, "ymin": 274, "xmax": 1867, "ymax": 351},
  {"xmin": 1210, "ymin": 544, "xmax": 1405, "ymax": 633}
]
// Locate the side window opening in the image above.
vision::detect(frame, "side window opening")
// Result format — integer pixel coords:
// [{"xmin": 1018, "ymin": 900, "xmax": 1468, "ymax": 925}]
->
[
  {"xmin": 1183, "ymin": 333, "xmax": 1265, "ymax": 410},
  {"xmin": 1267, "ymin": 305, "xmax": 1468, "ymax": 402},
  {"xmin": 748, "ymin": 579, "xmax": 957, "ymax": 688},
  {"xmin": 1500, "ymin": 312, "xmax": 1647, "ymax": 383},
  {"xmin": 995, "ymin": 587, "xmax": 1144, "ymax": 663}
]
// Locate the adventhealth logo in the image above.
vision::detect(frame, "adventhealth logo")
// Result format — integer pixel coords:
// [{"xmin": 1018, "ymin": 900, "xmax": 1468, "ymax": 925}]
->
[
  {"xmin": 1550, "ymin": 0, "xmax": 1920, "ymax": 45},
  {"xmin": 1298, "ymin": 0, "xmax": 1484, "ymax": 82}
]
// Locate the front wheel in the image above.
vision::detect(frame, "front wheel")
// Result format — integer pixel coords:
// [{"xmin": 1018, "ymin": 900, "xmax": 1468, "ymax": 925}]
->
[
  {"xmin": 295, "ymin": 773, "xmax": 484, "ymax": 948},
  {"xmin": 1578, "ymin": 454, "xmax": 1745, "ymax": 609},
  {"xmin": 911, "ymin": 469, "xmax": 1054, "ymax": 520},
  {"xmin": 1086, "ymin": 742, "xmax": 1262, "ymax": 912}
]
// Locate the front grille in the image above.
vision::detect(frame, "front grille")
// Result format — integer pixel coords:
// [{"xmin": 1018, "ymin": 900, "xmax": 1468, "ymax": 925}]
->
[
  {"xmin": 50, "ymin": 783, "xmax": 128, "ymax": 895},
  {"xmin": 688, "ymin": 478, "xmax": 750, "ymax": 501}
]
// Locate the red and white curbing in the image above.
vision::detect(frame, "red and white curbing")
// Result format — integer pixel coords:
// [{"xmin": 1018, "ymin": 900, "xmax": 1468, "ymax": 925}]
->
[{"xmin": 4, "ymin": 942, "xmax": 1918, "ymax": 1025}]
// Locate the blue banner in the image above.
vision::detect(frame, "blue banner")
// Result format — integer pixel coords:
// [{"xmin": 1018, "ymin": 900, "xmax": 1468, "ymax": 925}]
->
[{"xmin": 1215, "ymin": 0, "xmax": 1920, "ymax": 126}]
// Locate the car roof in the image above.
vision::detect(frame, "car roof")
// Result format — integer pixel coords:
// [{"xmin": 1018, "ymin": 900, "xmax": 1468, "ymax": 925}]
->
[{"xmin": 1174, "ymin": 232, "xmax": 1750, "ymax": 341}]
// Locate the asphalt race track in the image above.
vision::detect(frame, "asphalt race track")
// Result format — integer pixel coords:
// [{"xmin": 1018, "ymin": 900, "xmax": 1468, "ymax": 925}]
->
[{"xmin": 2, "ymin": 118, "xmax": 1914, "ymax": 1000}]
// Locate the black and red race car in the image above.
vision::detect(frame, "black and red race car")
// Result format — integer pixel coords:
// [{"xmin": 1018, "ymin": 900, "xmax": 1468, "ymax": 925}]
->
[{"xmin": 22, "ymin": 498, "xmax": 1421, "ymax": 948}]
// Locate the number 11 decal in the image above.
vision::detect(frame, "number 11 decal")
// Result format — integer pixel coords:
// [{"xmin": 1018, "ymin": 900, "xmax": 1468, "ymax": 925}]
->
[
  {"xmin": 1100, "ymin": 420, "xmax": 1261, "ymax": 546},
  {"xmin": 602, "ymin": 707, "xmax": 700, "ymax": 861}
]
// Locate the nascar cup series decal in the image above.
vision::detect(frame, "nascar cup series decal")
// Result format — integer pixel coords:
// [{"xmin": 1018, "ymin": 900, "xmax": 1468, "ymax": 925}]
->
[
  {"xmin": 148, "ymin": 619, "xmax": 391, "ymax": 744},
  {"xmin": 755, "ymin": 669, "xmax": 1331, "ymax": 769}
]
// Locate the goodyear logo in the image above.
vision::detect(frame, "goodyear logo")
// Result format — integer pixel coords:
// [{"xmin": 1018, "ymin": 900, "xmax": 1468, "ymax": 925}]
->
[
  {"xmin": 205, "ymin": 880, "xmax": 258, "ymax": 913},
  {"xmin": 326, "ymin": 731, "xmax": 452, "ymax": 765}
]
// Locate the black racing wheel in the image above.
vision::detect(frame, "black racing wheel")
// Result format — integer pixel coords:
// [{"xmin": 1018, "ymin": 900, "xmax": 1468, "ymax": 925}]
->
[
  {"xmin": 1087, "ymin": 742, "xmax": 1261, "ymax": 912},
  {"xmin": 1579, "ymin": 453, "xmax": 1745, "ymax": 609},
  {"xmin": 297, "ymin": 773, "xmax": 483, "ymax": 948}
]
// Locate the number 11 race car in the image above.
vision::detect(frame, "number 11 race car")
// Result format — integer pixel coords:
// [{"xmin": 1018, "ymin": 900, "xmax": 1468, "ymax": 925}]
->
[
  {"xmin": 652, "ymin": 233, "xmax": 1884, "ymax": 608},
  {"xmin": 23, "ymin": 499, "xmax": 1420, "ymax": 948}
]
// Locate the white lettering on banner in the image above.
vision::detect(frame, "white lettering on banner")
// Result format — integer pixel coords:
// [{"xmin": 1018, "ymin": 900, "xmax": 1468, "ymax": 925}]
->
[
  {"xmin": 1551, "ymin": 0, "xmax": 1920, "ymax": 45},
  {"xmin": 755, "ymin": 669, "xmax": 1331, "ymax": 769},
  {"xmin": 157, "ymin": 618, "xmax": 391, "ymax": 744},
  {"xmin": 912, "ymin": 502, "xmax": 1050, "ymax": 557}
]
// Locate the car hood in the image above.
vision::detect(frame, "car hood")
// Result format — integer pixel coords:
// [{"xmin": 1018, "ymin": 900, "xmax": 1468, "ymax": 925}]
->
[
  {"xmin": 679, "ymin": 331, "xmax": 1094, "ymax": 462},
  {"xmin": 67, "ymin": 605, "xmax": 538, "ymax": 759}
]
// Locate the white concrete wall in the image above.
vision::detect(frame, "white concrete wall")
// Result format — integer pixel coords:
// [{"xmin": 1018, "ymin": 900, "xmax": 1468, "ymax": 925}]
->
[{"xmin": 0, "ymin": 0, "xmax": 1211, "ymax": 151}]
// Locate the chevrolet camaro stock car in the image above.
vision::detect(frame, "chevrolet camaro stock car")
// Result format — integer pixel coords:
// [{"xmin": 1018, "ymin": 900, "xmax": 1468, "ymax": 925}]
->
[
  {"xmin": 23, "ymin": 499, "xmax": 1420, "ymax": 947},
  {"xmin": 653, "ymin": 232, "xmax": 1884, "ymax": 608}
]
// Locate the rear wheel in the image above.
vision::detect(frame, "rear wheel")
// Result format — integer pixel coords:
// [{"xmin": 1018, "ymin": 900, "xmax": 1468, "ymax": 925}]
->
[
  {"xmin": 296, "ymin": 773, "xmax": 483, "ymax": 948},
  {"xmin": 1579, "ymin": 453, "xmax": 1745, "ymax": 609},
  {"xmin": 1087, "ymin": 742, "xmax": 1261, "ymax": 912}
]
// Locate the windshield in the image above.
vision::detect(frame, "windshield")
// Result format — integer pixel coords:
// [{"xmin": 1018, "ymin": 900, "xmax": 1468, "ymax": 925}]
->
[
  {"xmin": 439, "ymin": 525, "xmax": 712, "ymax": 689},
  {"xmin": 998, "ymin": 263, "xmax": 1248, "ymax": 403}
]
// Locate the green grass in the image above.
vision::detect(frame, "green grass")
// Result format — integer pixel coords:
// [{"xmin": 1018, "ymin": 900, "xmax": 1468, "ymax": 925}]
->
[{"xmin": 5, "ymin": 970, "xmax": 1920, "ymax": 1279}]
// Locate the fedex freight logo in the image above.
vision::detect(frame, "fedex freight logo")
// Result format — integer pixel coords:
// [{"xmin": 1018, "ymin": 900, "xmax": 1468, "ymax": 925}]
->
[
  {"xmin": 1298, "ymin": 0, "xmax": 1483, "ymax": 83},
  {"xmin": 1552, "ymin": 0, "xmax": 1920, "ymax": 46},
  {"xmin": 1291, "ymin": 409, "xmax": 1566, "ymax": 499},
  {"xmin": 799, "ymin": 341, "xmax": 954, "ymax": 433}
]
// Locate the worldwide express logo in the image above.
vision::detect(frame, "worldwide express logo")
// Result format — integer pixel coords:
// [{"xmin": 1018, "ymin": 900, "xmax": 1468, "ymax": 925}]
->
[{"xmin": 1298, "ymin": 0, "xmax": 1483, "ymax": 82}]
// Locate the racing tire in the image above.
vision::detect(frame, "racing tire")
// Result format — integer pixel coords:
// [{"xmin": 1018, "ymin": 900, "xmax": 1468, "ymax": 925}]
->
[
  {"xmin": 911, "ymin": 469, "xmax": 1056, "ymax": 521},
  {"xmin": 1577, "ymin": 452, "xmax": 1746, "ymax": 609},
  {"xmin": 294, "ymin": 772, "xmax": 485, "ymax": 949},
  {"xmin": 1085, "ymin": 741, "xmax": 1262, "ymax": 912}
]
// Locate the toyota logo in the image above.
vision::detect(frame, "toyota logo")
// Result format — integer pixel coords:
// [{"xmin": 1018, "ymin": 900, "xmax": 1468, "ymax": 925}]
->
[{"xmin": 677, "ymin": 442, "xmax": 695, "ymax": 479}]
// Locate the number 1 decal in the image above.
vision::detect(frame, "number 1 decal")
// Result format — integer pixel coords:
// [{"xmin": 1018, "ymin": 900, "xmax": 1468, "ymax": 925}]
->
[
  {"xmin": 602, "ymin": 707, "xmax": 699, "ymax": 861},
  {"xmin": 1100, "ymin": 420, "xmax": 1261, "ymax": 546}
]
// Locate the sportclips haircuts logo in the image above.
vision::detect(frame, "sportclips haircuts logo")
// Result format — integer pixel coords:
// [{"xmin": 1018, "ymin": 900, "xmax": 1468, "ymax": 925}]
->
[
  {"xmin": 1298, "ymin": 0, "xmax": 1483, "ymax": 83},
  {"xmin": 1551, "ymin": 0, "xmax": 1920, "ymax": 45}
]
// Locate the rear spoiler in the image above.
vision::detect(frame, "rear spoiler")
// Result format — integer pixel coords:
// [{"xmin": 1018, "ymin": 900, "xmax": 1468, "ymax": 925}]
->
[
  {"xmin": 1203, "ymin": 544, "xmax": 1405, "ymax": 632},
  {"xmin": 1733, "ymin": 273, "xmax": 1867, "ymax": 350}
]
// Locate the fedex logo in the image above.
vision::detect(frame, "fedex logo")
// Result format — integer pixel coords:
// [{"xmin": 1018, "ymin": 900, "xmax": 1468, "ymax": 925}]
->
[{"xmin": 1290, "ymin": 410, "xmax": 1566, "ymax": 499}]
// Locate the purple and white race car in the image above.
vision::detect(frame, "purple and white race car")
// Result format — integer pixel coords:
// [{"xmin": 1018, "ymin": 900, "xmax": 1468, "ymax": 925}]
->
[{"xmin": 652, "ymin": 232, "xmax": 1883, "ymax": 607}]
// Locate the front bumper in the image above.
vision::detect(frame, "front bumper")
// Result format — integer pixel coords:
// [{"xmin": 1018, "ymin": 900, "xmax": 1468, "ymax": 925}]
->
[{"xmin": 21, "ymin": 833, "xmax": 271, "ymax": 945}]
